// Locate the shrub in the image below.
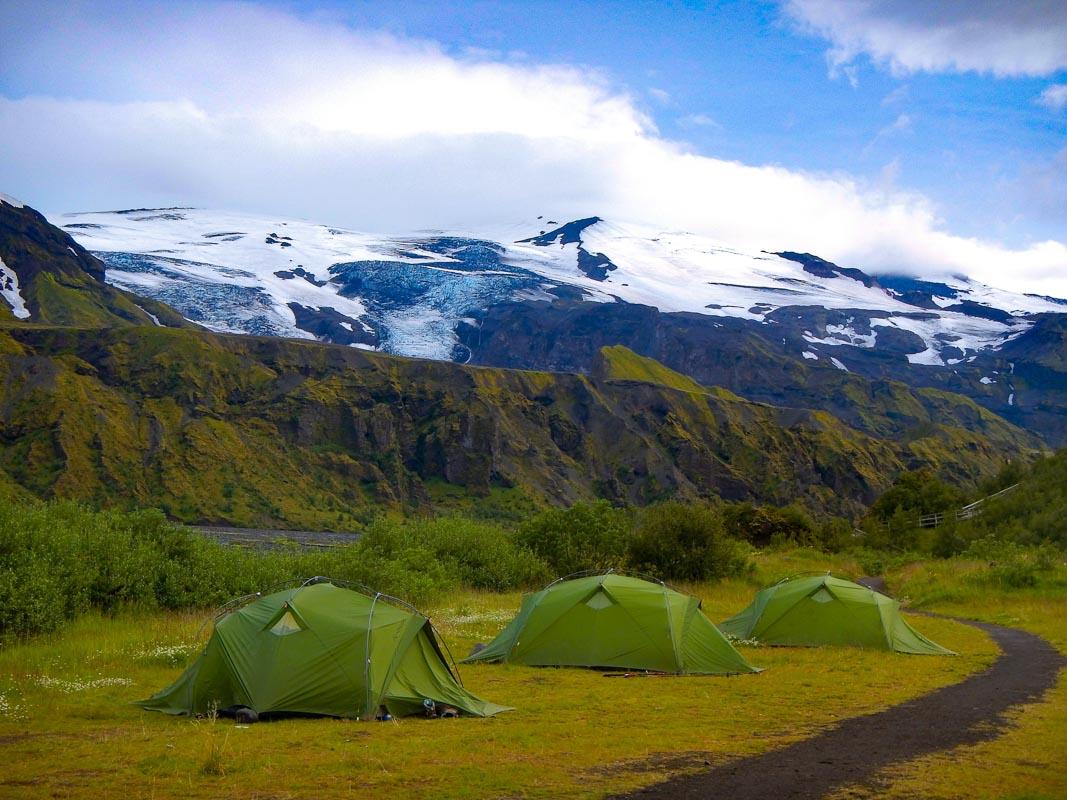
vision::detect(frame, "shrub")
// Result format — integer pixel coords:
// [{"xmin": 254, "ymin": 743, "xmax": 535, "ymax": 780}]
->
[
  {"xmin": 963, "ymin": 537, "xmax": 1059, "ymax": 589},
  {"xmin": 627, "ymin": 502, "xmax": 748, "ymax": 581},
  {"xmin": 814, "ymin": 516, "xmax": 854, "ymax": 552},
  {"xmin": 357, "ymin": 516, "xmax": 548, "ymax": 592},
  {"xmin": 0, "ymin": 502, "xmax": 539, "ymax": 639},
  {"xmin": 517, "ymin": 501, "xmax": 633, "ymax": 576},
  {"xmin": 722, "ymin": 502, "xmax": 826, "ymax": 548},
  {"xmin": 869, "ymin": 469, "xmax": 964, "ymax": 523}
]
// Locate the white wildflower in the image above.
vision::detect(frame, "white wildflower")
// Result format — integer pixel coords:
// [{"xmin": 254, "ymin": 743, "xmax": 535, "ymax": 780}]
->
[
  {"xmin": 0, "ymin": 692, "xmax": 28, "ymax": 720},
  {"xmin": 439, "ymin": 609, "xmax": 512, "ymax": 626},
  {"xmin": 34, "ymin": 676, "xmax": 133, "ymax": 693},
  {"xmin": 130, "ymin": 642, "xmax": 195, "ymax": 665}
]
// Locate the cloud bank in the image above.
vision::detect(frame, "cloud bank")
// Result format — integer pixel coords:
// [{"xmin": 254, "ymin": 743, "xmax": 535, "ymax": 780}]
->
[
  {"xmin": 783, "ymin": 0, "xmax": 1067, "ymax": 77},
  {"xmin": 1, "ymin": 1, "xmax": 1065, "ymax": 296}
]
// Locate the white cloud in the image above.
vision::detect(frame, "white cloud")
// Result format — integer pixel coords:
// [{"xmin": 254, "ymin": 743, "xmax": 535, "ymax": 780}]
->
[
  {"xmin": 862, "ymin": 112, "xmax": 913, "ymax": 157},
  {"xmin": 1038, "ymin": 84, "xmax": 1067, "ymax": 112},
  {"xmin": 648, "ymin": 87, "xmax": 672, "ymax": 104},
  {"xmin": 1, "ymin": 1, "xmax": 1065, "ymax": 297},
  {"xmin": 678, "ymin": 113, "xmax": 722, "ymax": 130},
  {"xmin": 881, "ymin": 112, "xmax": 912, "ymax": 135},
  {"xmin": 880, "ymin": 84, "xmax": 909, "ymax": 107},
  {"xmin": 784, "ymin": 0, "xmax": 1067, "ymax": 77}
]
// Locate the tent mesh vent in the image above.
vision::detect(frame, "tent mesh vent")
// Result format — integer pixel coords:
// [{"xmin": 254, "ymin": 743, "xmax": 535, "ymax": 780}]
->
[
  {"xmin": 810, "ymin": 587, "xmax": 834, "ymax": 604},
  {"xmin": 586, "ymin": 590, "xmax": 615, "ymax": 610},
  {"xmin": 270, "ymin": 610, "xmax": 303, "ymax": 635}
]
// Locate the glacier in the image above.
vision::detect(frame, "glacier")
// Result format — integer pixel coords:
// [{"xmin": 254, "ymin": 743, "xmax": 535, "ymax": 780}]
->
[{"xmin": 59, "ymin": 208, "xmax": 1066, "ymax": 367}]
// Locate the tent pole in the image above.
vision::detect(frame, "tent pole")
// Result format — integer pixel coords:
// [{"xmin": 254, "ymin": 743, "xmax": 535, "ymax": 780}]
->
[
  {"xmin": 661, "ymin": 582, "xmax": 682, "ymax": 674},
  {"xmin": 364, "ymin": 592, "xmax": 380, "ymax": 720}
]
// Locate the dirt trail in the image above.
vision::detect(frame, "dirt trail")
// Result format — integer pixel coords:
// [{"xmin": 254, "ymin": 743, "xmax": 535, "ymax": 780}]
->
[{"xmin": 612, "ymin": 617, "xmax": 1065, "ymax": 800}]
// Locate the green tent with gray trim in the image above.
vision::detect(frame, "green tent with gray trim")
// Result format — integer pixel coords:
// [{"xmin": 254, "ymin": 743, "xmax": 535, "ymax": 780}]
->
[
  {"xmin": 463, "ymin": 573, "xmax": 759, "ymax": 674},
  {"xmin": 137, "ymin": 579, "xmax": 508, "ymax": 719},
  {"xmin": 719, "ymin": 574, "xmax": 954, "ymax": 655}
]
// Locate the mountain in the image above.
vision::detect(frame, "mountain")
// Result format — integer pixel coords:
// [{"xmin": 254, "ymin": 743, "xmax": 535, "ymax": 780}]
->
[
  {"xmin": 0, "ymin": 195, "xmax": 188, "ymax": 328},
  {"xmin": 54, "ymin": 206, "xmax": 1067, "ymax": 445},
  {"xmin": 0, "ymin": 199, "xmax": 1046, "ymax": 527}
]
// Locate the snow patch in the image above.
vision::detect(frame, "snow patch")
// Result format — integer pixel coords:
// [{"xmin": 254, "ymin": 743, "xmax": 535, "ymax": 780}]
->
[
  {"xmin": 906, "ymin": 348, "xmax": 944, "ymax": 366},
  {"xmin": 1008, "ymin": 392, "xmax": 1015, "ymax": 406},
  {"xmin": 802, "ymin": 350, "xmax": 818, "ymax": 360},
  {"xmin": 136, "ymin": 305, "xmax": 163, "ymax": 326},
  {"xmin": 825, "ymin": 322, "xmax": 876, "ymax": 347},
  {"xmin": 830, "ymin": 357, "xmax": 849, "ymax": 372},
  {"xmin": 980, "ymin": 376, "xmax": 995, "ymax": 385},
  {"xmin": 0, "ymin": 192, "xmax": 25, "ymax": 209},
  {"xmin": 0, "ymin": 256, "xmax": 30, "ymax": 319},
  {"xmin": 802, "ymin": 323, "xmax": 876, "ymax": 348}
]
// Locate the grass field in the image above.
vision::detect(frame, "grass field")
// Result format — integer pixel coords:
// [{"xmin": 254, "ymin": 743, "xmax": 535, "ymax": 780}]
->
[{"xmin": 0, "ymin": 550, "xmax": 1060, "ymax": 800}]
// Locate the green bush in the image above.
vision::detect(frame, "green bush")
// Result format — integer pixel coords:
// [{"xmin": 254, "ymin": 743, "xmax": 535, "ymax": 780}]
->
[
  {"xmin": 0, "ymin": 502, "xmax": 545, "ymax": 639},
  {"xmin": 721, "ymin": 502, "xmax": 844, "ymax": 549},
  {"xmin": 963, "ymin": 537, "xmax": 1059, "ymax": 589},
  {"xmin": 814, "ymin": 516, "xmax": 855, "ymax": 552},
  {"xmin": 627, "ymin": 502, "xmax": 748, "ymax": 581},
  {"xmin": 357, "ymin": 516, "xmax": 548, "ymax": 591},
  {"xmin": 869, "ymin": 468, "xmax": 964, "ymax": 523},
  {"xmin": 517, "ymin": 501, "xmax": 633, "ymax": 576}
]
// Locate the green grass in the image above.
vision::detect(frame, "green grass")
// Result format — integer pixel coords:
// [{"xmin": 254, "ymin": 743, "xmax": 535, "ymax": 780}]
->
[
  {"xmin": 596, "ymin": 345, "xmax": 709, "ymax": 394},
  {"xmin": 0, "ymin": 550, "xmax": 1001, "ymax": 799}
]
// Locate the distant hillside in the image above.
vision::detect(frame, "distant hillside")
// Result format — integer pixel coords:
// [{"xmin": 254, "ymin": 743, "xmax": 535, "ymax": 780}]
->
[
  {"xmin": 461, "ymin": 300, "xmax": 1049, "ymax": 447},
  {"xmin": 0, "ymin": 327, "xmax": 1038, "ymax": 529},
  {"xmin": 593, "ymin": 345, "xmax": 709, "ymax": 394}
]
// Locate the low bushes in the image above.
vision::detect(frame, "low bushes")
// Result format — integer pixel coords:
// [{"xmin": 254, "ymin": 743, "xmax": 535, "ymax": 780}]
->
[
  {"xmin": 357, "ymin": 516, "xmax": 549, "ymax": 592},
  {"xmin": 517, "ymin": 501, "xmax": 633, "ymax": 576},
  {"xmin": 0, "ymin": 503, "xmax": 545, "ymax": 639},
  {"xmin": 520, "ymin": 500, "xmax": 752, "ymax": 583},
  {"xmin": 13, "ymin": 492, "xmax": 976, "ymax": 640},
  {"xmin": 2, "ymin": 497, "xmax": 774, "ymax": 638},
  {"xmin": 962, "ymin": 537, "xmax": 1060, "ymax": 589},
  {"xmin": 629, "ymin": 502, "xmax": 748, "ymax": 582}
]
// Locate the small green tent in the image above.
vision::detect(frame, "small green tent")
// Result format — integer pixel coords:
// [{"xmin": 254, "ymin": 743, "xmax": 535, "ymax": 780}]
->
[
  {"xmin": 137, "ymin": 579, "xmax": 508, "ymax": 719},
  {"xmin": 719, "ymin": 574, "xmax": 954, "ymax": 655},
  {"xmin": 463, "ymin": 573, "xmax": 760, "ymax": 674}
]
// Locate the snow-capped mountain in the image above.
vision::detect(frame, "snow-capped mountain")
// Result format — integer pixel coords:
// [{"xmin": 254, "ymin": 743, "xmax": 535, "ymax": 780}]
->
[{"xmin": 60, "ymin": 207, "xmax": 1065, "ymax": 368}]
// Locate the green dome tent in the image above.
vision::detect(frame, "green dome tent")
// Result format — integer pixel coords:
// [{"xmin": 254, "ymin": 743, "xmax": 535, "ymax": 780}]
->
[
  {"xmin": 719, "ymin": 574, "xmax": 954, "ymax": 655},
  {"xmin": 137, "ymin": 579, "xmax": 509, "ymax": 719},
  {"xmin": 463, "ymin": 573, "xmax": 760, "ymax": 675}
]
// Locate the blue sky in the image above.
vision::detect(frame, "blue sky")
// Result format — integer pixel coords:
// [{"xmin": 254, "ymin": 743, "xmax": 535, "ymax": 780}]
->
[
  {"xmin": 1, "ymin": 0, "xmax": 1065, "ymax": 291},
  {"xmin": 292, "ymin": 0, "xmax": 1065, "ymax": 246}
]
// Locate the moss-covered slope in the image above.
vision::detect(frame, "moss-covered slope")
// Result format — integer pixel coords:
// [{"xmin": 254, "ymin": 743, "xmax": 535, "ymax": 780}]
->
[
  {"xmin": 0, "ymin": 326, "xmax": 1039, "ymax": 528},
  {"xmin": 0, "ymin": 200, "xmax": 188, "ymax": 327}
]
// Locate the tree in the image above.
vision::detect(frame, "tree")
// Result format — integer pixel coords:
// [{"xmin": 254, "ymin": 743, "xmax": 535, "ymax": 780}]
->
[
  {"xmin": 870, "ymin": 469, "xmax": 964, "ymax": 522},
  {"xmin": 628, "ymin": 502, "xmax": 747, "ymax": 581},
  {"xmin": 517, "ymin": 501, "xmax": 632, "ymax": 575}
]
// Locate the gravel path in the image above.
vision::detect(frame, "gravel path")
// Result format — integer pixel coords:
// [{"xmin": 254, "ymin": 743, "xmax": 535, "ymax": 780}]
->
[
  {"xmin": 191, "ymin": 525, "xmax": 361, "ymax": 549},
  {"xmin": 612, "ymin": 616, "xmax": 1065, "ymax": 800}
]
